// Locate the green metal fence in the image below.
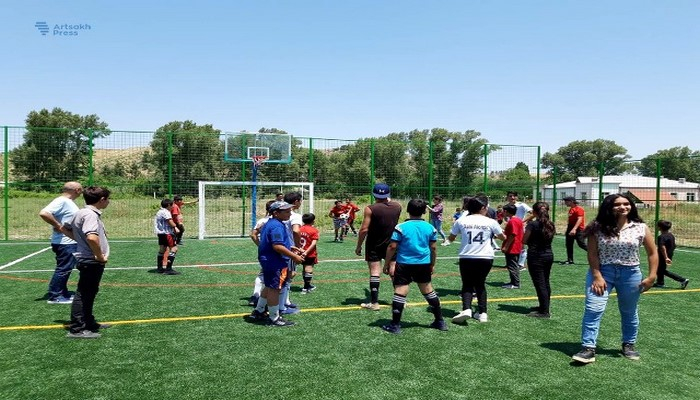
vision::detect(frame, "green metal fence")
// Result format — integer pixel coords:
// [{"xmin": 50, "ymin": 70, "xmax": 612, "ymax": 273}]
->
[{"xmin": 1, "ymin": 126, "xmax": 542, "ymax": 239}]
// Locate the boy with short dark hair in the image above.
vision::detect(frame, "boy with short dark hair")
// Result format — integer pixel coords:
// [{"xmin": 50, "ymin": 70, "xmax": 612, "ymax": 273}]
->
[
  {"xmin": 381, "ymin": 198, "xmax": 446, "ymax": 334},
  {"xmin": 65, "ymin": 186, "xmax": 112, "ymax": 339},
  {"xmin": 329, "ymin": 200, "xmax": 348, "ymax": 242},
  {"xmin": 171, "ymin": 195, "xmax": 198, "ymax": 245},
  {"xmin": 501, "ymin": 204, "xmax": 523, "ymax": 289},
  {"xmin": 154, "ymin": 198, "xmax": 181, "ymax": 275},
  {"xmin": 654, "ymin": 220, "xmax": 689, "ymax": 289},
  {"xmin": 299, "ymin": 213, "xmax": 319, "ymax": 294}
]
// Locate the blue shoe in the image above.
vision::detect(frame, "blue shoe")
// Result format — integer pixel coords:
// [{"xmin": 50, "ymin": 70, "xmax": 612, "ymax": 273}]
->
[
  {"xmin": 281, "ymin": 307, "xmax": 300, "ymax": 315},
  {"xmin": 47, "ymin": 296, "xmax": 72, "ymax": 304},
  {"xmin": 285, "ymin": 303, "xmax": 298, "ymax": 309},
  {"xmin": 430, "ymin": 319, "xmax": 448, "ymax": 331}
]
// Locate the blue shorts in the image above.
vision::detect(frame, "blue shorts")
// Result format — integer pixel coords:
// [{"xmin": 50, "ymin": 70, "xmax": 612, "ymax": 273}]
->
[{"xmin": 261, "ymin": 263, "xmax": 289, "ymax": 290}]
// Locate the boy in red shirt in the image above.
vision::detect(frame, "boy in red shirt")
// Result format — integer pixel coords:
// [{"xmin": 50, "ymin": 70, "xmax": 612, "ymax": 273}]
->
[
  {"xmin": 562, "ymin": 196, "xmax": 587, "ymax": 264},
  {"xmin": 329, "ymin": 200, "xmax": 348, "ymax": 242},
  {"xmin": 344, "ymin": 197, "xmax": 361, "ymax": 236},
  {"xmin": 299, "ymin": 213, "xmax": 319, "ymax": 293},
  {"xmin": 501, "ymin": 204, "xmax": 524, "ymax": 289}
]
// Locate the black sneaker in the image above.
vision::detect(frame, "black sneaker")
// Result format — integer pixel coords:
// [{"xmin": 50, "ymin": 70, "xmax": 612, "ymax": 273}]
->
[
  {"xmin": 622, "ymin": 343, "xmax": 640, "ymax": 360},
  {"xmin": 248, "ymin": 295, "xmax": 259, "ymax": 306},
  {"xmin": 156, "ymin": 268, "xmax": 165, "ymax": 274},
  {"xmin": 429, "ymin": 319, "xmax": 448, "ymax": 331},
  {"xmin": 681, "ymin": 279, "xmax": 690, "ymax": 290},
  {"xmin": 163, "ymin": 269, "xmax": 181, "ymax": 275},
  {"xmin": 526, "ymin": 311, "xmax": 551, "ymax": 319},
  {"xmin": 268, "ymin": 317, "xmax": 295, "ymax": 327},
  {"xmin": 572, "ymin": 347, "xmax": 596, "ymax": 364},
  {"xmin": 381, "ymin": 323, "xmax": 401, "ymax": 334},
  {"xmin": 249, "ymin": 309, "xmax": 269, "ymax": 321},
  {"xmin": 652, "ymin": 283, "xmax": 665, "ymax": 288}
]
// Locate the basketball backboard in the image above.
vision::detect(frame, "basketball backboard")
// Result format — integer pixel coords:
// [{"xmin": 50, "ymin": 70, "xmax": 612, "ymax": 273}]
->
[{"xmin": 224, "ymin": 132, "xmax": 292, "ymax": 164}]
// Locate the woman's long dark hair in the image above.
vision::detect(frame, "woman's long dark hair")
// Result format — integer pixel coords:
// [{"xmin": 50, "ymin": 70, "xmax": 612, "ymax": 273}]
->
[
  {"xmin": 532, "ymin": 201, "xmax": 555, "ymax": 239},
  {"xmin": 584, "ymin": 193, "xmax": 644, "ymax": 238}
]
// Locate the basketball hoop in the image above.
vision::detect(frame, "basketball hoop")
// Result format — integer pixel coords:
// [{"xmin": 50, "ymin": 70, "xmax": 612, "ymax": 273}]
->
[{"xmin": 252, "ymin": 155, "xmax": 268, "ymax": 168}]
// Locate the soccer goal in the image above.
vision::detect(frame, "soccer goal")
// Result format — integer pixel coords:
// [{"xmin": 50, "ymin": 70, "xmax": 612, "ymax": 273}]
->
[{"xmin": 197, "ymin": 181, "xmax": 315, "ymax": 239}]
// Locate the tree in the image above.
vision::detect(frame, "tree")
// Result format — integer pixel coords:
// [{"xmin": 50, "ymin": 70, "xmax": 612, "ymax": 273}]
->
[
  {"xmin": 144, "ymin": 121, "xmax": 229, "ymax": 196},
  {"xmin": 502, "ymin": 162, "xmax": 532, "ymax": 182},
  {"xmin": 10, "ymin": 107, "xmax": 109, "ymax": 188},
  {"xmin": 541, "ymin": 139, "xmax": 633, "ymax": 182},
  {"xmin": 637, "ymin": 147, "xmax": 700, "ymax": 182}
]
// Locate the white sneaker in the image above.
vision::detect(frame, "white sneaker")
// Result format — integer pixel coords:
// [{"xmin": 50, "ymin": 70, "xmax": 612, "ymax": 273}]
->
[
  {"xmin": 441, "ymin": 240, "xmax": 451, "ymax": 247},
  {"xmin": 473, "ymin": 312, "xmax": 488, "ymax": 323},
  {"xmin": 451, "ymin": 309, "xmax": 472, "ymax": 323}
]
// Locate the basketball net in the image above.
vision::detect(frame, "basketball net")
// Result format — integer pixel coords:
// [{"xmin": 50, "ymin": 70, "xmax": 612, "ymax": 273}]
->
[{"xmin": 252, "ymin": 155, "xmax": 268, "ymax": 169}]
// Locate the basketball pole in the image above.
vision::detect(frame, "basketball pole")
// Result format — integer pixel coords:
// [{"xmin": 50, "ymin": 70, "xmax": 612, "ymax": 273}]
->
[{"xmin": 251, "ymin": 162, "xmax": 258, "ymax": 230}]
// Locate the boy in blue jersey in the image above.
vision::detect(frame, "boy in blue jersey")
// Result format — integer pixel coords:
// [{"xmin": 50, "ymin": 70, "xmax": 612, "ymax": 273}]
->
[
  {"xmin": 250, "ymin": 201, "xmax": 305, "ymax": 327},
  {"xmin": 381, "ymin": 198, "xmax": 447, "ymax": 334}
]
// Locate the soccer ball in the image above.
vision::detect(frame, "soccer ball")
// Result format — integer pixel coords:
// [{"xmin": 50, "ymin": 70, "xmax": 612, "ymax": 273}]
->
[{"xmin": 339, "ymin": 213, "xmax": 349, "ymax": 221}]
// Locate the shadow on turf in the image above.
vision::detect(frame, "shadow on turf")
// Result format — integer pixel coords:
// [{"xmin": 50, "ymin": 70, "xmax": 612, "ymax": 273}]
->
[{"xmin": 496, "ymin": 304, "xmax": 531, "ymax": 315}]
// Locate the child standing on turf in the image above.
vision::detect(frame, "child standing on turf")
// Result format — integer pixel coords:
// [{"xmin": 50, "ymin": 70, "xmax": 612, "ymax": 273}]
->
[
  {"xmin": 501, "ymin": 204, "xmax": 524, "ymax": 289},
  {"xmin": 154, "ymin": 199, "xmax": 181, "ymax": 275},
  {"xmin": 248, "ymin": 200, "xmax": 276, "ymax": 306},
  {"xmin": 299, "ymin": 213, "xmax": 320, "ymax": 294},
  {"xmin": 329, "ymin": 200, "xmax": 348, "ymax": 242},
  {"xmin": 249, "ymin": 201, "xmax": 304, "ymax": 326},
  {"xmin": 654, "ymin": 220, "xmax": 689, "ymax": 289},
  {"xmin": 382, "ymin": 198, "xmax": 447, "ymax": 334},
  {"xmin": 171, "ymin": 195, "xmax": 198, "ymax": 245}
]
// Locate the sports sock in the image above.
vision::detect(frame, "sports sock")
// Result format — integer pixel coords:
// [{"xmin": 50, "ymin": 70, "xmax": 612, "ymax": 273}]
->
[
  {"xmin": 391, "ymin": 293, "xmax": 406, "ymax": 324},
  {"xmin": 370, "ymin": 275, "xmax": 381, "ymax": 304},
  {"xmin": 303, "ymin": 272, "xmax": 313, "ymax": 289},
  {"xmin": 280, "ymin": 283, "xmax": 289, "ymax": 309},
  {"xmin": 268, "ymin": 305, "xmax": 280, "ymax": 321},
  {"xmin": 424, "ymin": 291, "xmax": 443, "ymax": 320},
  {"xmin": 255, "ymin": 296, "xmax": 268, "ymax": 313},
  {"xmin": 166, "ymin": 252, "xmax": 176, "ymax": 269},
  {"xmin": 156, "ymin": 252, "xmax": 164, "ymax": 269},
  {"xmin": 253, "ymin": 274, "xmax": 263, "ymax": 297}
]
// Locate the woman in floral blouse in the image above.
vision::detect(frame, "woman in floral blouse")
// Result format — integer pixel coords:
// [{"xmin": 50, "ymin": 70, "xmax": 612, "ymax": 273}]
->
[{"xmin": 571, "ymin": 193, "xmax": 658, "ymax": 364}]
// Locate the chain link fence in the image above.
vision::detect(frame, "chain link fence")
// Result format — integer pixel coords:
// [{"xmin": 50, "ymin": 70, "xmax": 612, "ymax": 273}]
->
[{"xmin": 3, "ymin": 125, "xmax": 540, "ymax": 239}]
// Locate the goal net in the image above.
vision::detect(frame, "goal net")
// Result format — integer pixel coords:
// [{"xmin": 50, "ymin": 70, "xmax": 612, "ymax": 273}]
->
[{"xmin": 197, "ymin": 181, "xmax": 315, "ymax": 239}]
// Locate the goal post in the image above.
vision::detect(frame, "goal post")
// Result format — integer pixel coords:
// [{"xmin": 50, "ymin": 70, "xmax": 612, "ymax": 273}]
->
[{"xmin": 197, "ymin": 181, "xmax": 314, "ymax": 239}]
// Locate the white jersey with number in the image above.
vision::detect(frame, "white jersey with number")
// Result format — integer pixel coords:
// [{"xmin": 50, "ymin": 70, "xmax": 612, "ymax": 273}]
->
[{"xmin": 450, "ymin": 214, "xmax": 503, "ymax": 259}]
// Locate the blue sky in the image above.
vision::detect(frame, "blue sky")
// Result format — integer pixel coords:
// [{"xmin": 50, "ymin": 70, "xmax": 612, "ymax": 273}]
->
[{"xmin": 2, "ymin": 1, "xmax": 698, "ymax": 160}]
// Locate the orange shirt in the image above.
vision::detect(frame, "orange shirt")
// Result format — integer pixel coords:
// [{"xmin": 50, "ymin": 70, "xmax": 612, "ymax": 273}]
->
[{"xmin": 567, "ymin": 205, "xmax": 585, "ymax": 229}]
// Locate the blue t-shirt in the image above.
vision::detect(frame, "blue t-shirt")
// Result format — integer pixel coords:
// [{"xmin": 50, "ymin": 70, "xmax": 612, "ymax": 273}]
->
[
  {"xmin": 391, "ymin": 219, "xmax": 437, "ymax": 264},
  {"xmin": 258, "ymin": 218, "xmax": 291, "ymax": 269}
]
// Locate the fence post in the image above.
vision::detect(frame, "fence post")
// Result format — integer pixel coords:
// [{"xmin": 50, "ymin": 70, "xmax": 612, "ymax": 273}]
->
[
  {"xmin": 308, "ymin": 137, "xmax": 314, "ymax": 182},
  {"xmin": 88, "ymin": 129, "xmax": 94, "ymax": 186},
  {"xmin": 655, "ymin": 158, "xmax": 662, "ymax": 237},
  {"xmin": 552, "ymin": 166, "xmax": 558, "ymax": 224},
  {"xmin": 428, "ymin": 140, "xmax": 434, "ymax": 201},
  {"xmin": 483, "ymin": 144, "xmax": 488, "ymax": 193},
  {"xmin": 598, "ymin": 162, "xmax": 605, "ymax": 203},
  {"xmin": 535, "ymin": 145, "xmax": 541, "ymax": 201},
  {"xmin": 3, "ymin": 126, "xmax": 8, "ymax": 241},
  {"xmin": 167, "ymin": 131, "xmax": 173, "ymax": 197},
  {"xmin": 370, "ymin": 139, "xmax": 375, "ymax": 188}
]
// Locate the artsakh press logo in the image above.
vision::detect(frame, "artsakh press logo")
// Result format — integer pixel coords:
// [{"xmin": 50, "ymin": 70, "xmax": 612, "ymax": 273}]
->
[
  {"xmin": 35, "ymin": 22, "xmax": 49, "ymax": 35},
  {"xmin": 34, "ymin": 21, "xmax": 92, "ymax": 36}
]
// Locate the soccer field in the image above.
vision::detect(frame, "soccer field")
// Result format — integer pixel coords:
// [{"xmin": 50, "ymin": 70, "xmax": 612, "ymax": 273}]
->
[{"xmin": 0, "ymin": 236, "xmax": 698, "ymax": 400}]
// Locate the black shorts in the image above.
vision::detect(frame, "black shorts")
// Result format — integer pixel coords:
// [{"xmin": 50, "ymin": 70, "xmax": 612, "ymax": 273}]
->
[
  {"xmin": 365, "ymin": 242, "xmax": 396, "ymax": 262},
  {"xmin": 392, "ymin": 263, "xmax": 432, "ymax": 286},
  {"xmin": 158, "ymin": 233, "xmax": 176, "ymax": 247},
  {"xmin": 302, "ymin": 256, "xmax": 317, "ymax": 266}
]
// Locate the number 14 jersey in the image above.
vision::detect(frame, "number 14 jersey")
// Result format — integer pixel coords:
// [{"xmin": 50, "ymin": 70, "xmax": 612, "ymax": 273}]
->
[{"xmin": 450, "ymin": 214, "xmax": 503, "ymax": 259}]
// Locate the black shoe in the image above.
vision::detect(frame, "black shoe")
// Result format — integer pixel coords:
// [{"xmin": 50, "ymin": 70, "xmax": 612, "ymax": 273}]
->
[
  {"xmin": 268, "ymin": 317, "xmax": 295, "ymax": 327},
  {"xmin": 249, "ymin": 309, "xmax": 269, "ymax": 321},
  {"xmin": 163, "ymin": 269, "xmax": 181, "ymax": 275},
  {"xmin": 652, "ymin": 283, "xmax": 665, "ymax": 288},
  {"xmin": 560, "ymin": 260, "xmax": 575, "ymax": 265},
  {"xmin": 526, "ymin": 311, "xmax": 551, "ymax": 319},
  {"xmin": 622, "ymin": 343, "xmax": 640, "ymax": 360},
  {"xmin": 248, "ymin": 295, "xmax": 259, "ymax": 306},
  {"xmin": 429, "ymin": 319, "xmax": 448, "ymax": 331},
  {"xmin": 681, "ymin": 279, "xmax": 690, "ymax": 290},
  {"xmin": 381, "ymin": 323, "xmax": 401, "ymax": 334},
  {"xmin": 156, "ymin": 268, "xmax": 165, "ymax": 274},
  {"xmin": 572, "ymin": 347, "xmax": 596, "ymax": 364}
]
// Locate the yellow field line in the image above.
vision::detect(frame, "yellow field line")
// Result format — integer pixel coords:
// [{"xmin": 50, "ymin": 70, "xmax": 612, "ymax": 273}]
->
[{"xmin": 1, "ymin": 288, "xmax": 697, "ymax": 332}]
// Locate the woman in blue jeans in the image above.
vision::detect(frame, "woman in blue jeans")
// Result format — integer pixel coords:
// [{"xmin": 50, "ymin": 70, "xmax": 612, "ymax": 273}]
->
[{"xmin": 572, "ymin": 194, "xmax": 657, "ymax": 364}]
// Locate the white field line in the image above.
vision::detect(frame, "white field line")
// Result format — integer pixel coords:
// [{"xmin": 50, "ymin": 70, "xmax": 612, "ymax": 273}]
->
[{"xmin": 0, "ymin": 247, "xmax": 52, "ymax": 271}]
